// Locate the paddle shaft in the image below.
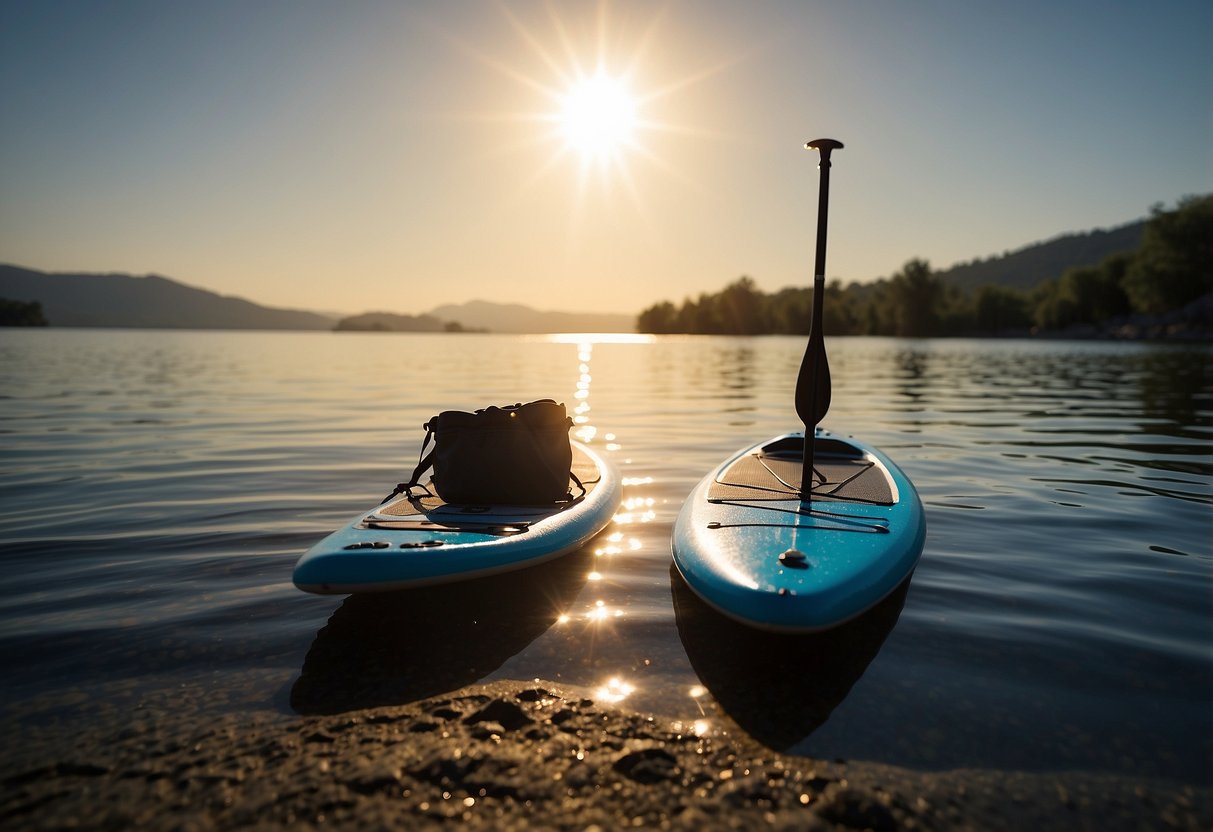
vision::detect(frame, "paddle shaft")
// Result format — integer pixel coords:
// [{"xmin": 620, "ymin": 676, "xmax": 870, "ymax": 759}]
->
[
  {"xmin": 796, "ymin": 139, "xmax": 843, "ymax": 502},
  {"xmin": 801, "ymin": 281, "xmax": 825, "ymax": 502}
]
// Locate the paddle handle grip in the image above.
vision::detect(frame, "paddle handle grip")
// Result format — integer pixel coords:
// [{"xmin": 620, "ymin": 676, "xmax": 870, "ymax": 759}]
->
[{"xmin": 805, "ymin": 139, "xmax": 841, "ymax": 280}]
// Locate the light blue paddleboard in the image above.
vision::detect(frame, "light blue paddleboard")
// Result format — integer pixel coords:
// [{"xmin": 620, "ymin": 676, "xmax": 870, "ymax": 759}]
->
[
  {"xmin": 672, "ymin": 430, "xmax": 925, "ymax": 633},
  {"xmin": 294, "ymin": 441, "xmax": 621, "ymax": 594}
]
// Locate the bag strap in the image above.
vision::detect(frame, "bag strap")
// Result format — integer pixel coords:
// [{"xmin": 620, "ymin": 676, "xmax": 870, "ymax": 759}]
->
[
  {"xmin": 562, "ymin": 470, "xmax": 587, "ymax": 504},
  {"xmin": 381, "ymin": 420, "xmax": 438, "ymax": 504},
  {"xmin": 379, "ymin": 406, "xmax": 588, "ymax": 507},
  {"xmin": 383, "ymin": 456, "xmax": 587, "ymax": 507}
]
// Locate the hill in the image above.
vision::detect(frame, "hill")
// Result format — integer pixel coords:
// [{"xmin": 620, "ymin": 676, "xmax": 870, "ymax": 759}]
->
[
  {"xmin": 935, "ymin": 220, "xmax": 1146, "ymax": 293},
  {"xmin": 333, "ymin": 311, "xmax": 458, "ymax": 332},
  {"xmin": 0, "ymin": 265, "xmax": 635, "ymax": 333},
  {"xmin": 0, "ymin": 212, "xmax": 1157, "ymax": 334},
  {"xmin": 428, "ymin": 300, "xmax": 635, "ymax": 333},
  {"xmin": 0, "ymin": 265, "xmax": 335, "ymax": 330}
]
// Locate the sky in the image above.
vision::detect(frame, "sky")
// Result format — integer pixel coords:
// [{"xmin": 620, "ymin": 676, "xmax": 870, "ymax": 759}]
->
[{"xmin": 1, "ymin": 0, "xmax": 1210, "ymax": 316}]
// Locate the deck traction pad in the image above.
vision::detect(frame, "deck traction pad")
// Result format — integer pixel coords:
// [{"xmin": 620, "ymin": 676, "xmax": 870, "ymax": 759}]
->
[{"xmin": 709, "ymin": 446, "xmax": 893, "ymax": 505}]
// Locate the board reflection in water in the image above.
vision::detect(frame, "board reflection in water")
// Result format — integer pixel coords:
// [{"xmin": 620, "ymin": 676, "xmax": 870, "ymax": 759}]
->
[
  {"xmin": 672, "ymin": 565, "xmax": 909, "ymax": 751},
  {"xmin": 292, "ymin": 550, "xmax": 592, "ymax": 714}
]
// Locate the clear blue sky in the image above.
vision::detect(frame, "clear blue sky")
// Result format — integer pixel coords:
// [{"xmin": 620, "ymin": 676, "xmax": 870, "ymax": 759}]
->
[{"xmin": 2, "ymin": 0, "xmax": 1210, "ymax": 315}]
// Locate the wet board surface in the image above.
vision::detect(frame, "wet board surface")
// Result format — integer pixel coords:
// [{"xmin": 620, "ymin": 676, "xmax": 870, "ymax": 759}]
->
[
  {"xmin": 672, "ymin": 430, "xmax": 925, "ymax": 632},
  {"xmin": 294, "ymin": 441, "xmax": 621, "ymax": 594}
]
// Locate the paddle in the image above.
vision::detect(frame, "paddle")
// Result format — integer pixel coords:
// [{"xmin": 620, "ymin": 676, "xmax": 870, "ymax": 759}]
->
[{"xmin": 795, "ymin": 138, "xmax": 843, "ymax": 504}]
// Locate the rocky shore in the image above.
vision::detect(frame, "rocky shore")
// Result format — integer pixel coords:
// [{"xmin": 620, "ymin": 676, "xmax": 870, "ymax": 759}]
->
[
  {"xmin": 3, "ymin": 680, "xmax": 1208, "ymax": 831},
  {"xmin": 1042, "ymin": 292, "xmax": 1213, "ymax": 341}
]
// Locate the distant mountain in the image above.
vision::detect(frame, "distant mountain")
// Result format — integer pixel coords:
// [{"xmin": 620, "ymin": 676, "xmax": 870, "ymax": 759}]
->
[
  {"xmin": 0, "ymin": 212, "xmax": 1152, "ymax": 333},
  {"xmin": 936, "ymin": 219, "xmax": 1146, "ymax": 293},
  {"xmin": 0, "ymin": 265, "xmax": 335, "ymax": 330},
  {"xmin": 428, "ymin": 300, "xmax": 634, "ymax": 333}
]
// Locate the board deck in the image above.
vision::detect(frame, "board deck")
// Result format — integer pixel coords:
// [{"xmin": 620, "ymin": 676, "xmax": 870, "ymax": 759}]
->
[
  {"xmin": 672, "ymin": 430, "xmax": 925, "ymax": 632},
  {"xmin": 294, "ymin": 441, "xmax": 621, "ymax": 594}
]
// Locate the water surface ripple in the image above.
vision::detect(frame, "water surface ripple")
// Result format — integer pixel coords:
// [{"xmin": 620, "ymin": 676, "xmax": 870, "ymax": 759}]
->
[{"xmin": 0, "ymin": 330, "xmax": 1208, "ymax": 782}]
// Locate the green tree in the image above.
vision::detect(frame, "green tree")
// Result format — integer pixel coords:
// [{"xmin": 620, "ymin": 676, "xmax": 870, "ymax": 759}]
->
[
  {"xmin": 0, "ymin": 298, "xmax": 48, "ymax": 326},
  {"xmin": 767, "ymin": 286, "xmax": 812, "ymax": 335},
  {"xmin": 974, "ymin": 285, "xmax": 1032, "ymax": 332},
  {"xmin": 1032, "ymin": 279, "xmax": 1069, "ymax": 330},
  {"xmin": 716, "ymin": 276, "xmax": 767, "ymax": 334},
  {"xmin": 1060, "ymin": 254, "xmax": 1132, "ymax": 321},
  {"xmin": 1033, "ymin": 253, "xmax": 1133, "ymax": 330},
  {"xmin": 888, "ymin": 259, "xmax": 942, "ymax": 336},
  {"xmin": 937, "ymin": 283, "xmax": 974, "ymax": 335},
  {"xmin": 852, "ymin": 279, "xmax": 895, "ymax": 335},
  {"xmin": 637, "ymin": 301, "xmax": 677, "ymax": 333},
  {"xmin": 684, "ymin": 296, "xmax": 712, "ymax": 333},
  {"xmin": 1122, "ymin": 195, "xmax": 1213, "ymax": 313},
  {"xmin": 821, "ymin": 281, "xmax": 862, "ymax": 335},
  {"xmin": 669, "ymin": 294, "xmax": 721, "ymax": 333}
]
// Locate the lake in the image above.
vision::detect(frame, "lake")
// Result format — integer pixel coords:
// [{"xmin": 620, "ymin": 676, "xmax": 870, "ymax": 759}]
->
[{"xmin": 0, "ymin": 329, "xmax": 1209, "ymax": 784}]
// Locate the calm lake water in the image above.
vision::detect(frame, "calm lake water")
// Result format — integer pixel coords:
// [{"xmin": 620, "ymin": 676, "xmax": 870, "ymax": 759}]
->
[{"xmin": 1, "ymin": 329, "xmax": 1209, "ymax": 783}]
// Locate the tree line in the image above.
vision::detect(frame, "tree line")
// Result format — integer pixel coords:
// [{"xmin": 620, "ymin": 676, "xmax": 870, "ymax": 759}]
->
[
  {"xmin": 637, "ymin": 195, "xmax": 1212, "ymax": 337},
  {"xmin": 0, "ymin": 298, "xmax": 48, "ymax": 326}
]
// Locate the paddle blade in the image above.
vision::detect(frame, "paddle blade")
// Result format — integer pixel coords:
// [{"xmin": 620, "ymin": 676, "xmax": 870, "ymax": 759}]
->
[{"xmin": 794, "ymin": 330, "xmax": 831, "ymax": 427}]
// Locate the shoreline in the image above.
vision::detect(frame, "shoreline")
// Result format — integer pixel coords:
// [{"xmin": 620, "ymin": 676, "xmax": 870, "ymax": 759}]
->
[{"xmin": 4, "ymin": 680, "xmax": 1208, "ymax": 831}]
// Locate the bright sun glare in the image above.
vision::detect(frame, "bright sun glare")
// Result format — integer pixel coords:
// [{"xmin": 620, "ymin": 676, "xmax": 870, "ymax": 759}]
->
[
  {"xmin": 464, "ymin": 3, "xmax": 730, "ymax": 202},
  {"xmin": 558, "ymin": 71, "xmax": 638, "ymax": 161}
]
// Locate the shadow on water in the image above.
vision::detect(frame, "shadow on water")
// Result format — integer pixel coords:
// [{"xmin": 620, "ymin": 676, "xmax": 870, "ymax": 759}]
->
[
  {"xmin": 290, "ymin": 549, "xmax": 592, "ymax": 715},
  {"xmin": 671, "ymin": 565, "xmax": 909, "ymax": 752}
]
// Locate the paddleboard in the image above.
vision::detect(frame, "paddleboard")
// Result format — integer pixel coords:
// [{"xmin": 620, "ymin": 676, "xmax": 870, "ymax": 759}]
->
[
  {"xmin": 294, "ymin": 441, "xmax": 621, "ymax": 594},
  {"xmin": 672, "ymin": 430, "xmax": 925, "ymax": 633}
]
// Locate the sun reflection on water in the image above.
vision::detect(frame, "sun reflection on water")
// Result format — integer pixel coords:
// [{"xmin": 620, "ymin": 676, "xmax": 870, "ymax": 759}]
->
[
  {"xmin": 551, "ymin": 337, "xmax": 661, "ymax": 707},
  {"xmin": 574, "ymin": 400, "xmax": 591, "ymax": 422},
  {"xmin": 595, "ymin": 677, "xmax": 636, "ymax": 703},
  {"xmin": 545, "ymin": 333, "xmax": 656, "ymax": 345},
  {"xmin": 614, "ymin": 495, "xmax": 656, "ymax": 524}
]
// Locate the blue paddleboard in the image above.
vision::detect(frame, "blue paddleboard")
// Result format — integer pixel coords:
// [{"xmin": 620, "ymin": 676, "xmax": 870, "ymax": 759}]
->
[
  {"xmin": 672, "ymin": 430, "xmax": 925, "ymax": 632},
  {"xmin": 294, "ymin": 441, "xmax": 620, "ymax": 594}
]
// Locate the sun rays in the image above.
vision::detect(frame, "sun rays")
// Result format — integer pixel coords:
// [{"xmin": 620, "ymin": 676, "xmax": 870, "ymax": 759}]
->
[{"xmin": 439, "ymin": 1, "xmax": 732, "ymax": 227}]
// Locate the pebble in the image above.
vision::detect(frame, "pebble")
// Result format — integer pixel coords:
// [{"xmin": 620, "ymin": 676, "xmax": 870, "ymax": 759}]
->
[{"xmin": 1, "ymin": 679, "xmax": 1208, "ymax": 831}]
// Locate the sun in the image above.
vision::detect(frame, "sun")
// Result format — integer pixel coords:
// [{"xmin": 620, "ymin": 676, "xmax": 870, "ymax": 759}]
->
[
  {"xmin": 558, "ymin": 71, "xmax": 638, "ymax": 162},
  {"xmin": 453, "ymin": 2, "xmax": 733, "ymax": 199}
]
